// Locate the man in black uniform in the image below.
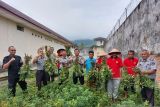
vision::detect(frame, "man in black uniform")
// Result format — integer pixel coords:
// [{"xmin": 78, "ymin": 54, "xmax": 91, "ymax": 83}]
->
[{"xmin": 3, "ymin": 46, "xmax": 27, "ymax": 96}]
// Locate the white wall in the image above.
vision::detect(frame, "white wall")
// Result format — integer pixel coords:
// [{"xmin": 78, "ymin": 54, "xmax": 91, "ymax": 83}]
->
[{"xmin": 0, "ymin": 16, "xmax": 65, "ymax": 61}]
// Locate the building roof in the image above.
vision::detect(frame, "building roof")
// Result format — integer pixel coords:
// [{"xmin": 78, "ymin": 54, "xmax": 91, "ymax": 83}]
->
[
  {"xmin": 0, "ymin": 1, "xmax": 73, "ymax": 45},
  {"xmin": 94, "ymin": 37, "xmax": 106, "ymax": 41}
]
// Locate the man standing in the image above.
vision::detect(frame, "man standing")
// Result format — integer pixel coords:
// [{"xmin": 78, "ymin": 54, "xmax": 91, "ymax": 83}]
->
[
  {"xmin": 3, "ymin": 46, "xmax": 27, "ymax": 96},
  {"xmin": 47, "ymin": 46, "xmax": 56, "ymax": 82},
  {"xmin": 85, "ymin": 50, "xmax": 96, "ymax": 73},
  {"xmin": 58, "ymin": 49, "xmax": 71, "ymax": 84},
  {"xmin": 138, "ymin": 50, "xmax": 157, "ymax": 106},
  {"xmin": 33, "ymin": 48, "xmax": 47, "ymax": 91},
  {"xmin": 72, "ymin": 49, "xmax": 85, "ymax": 85},
  {"xmin": 123, "ymin": 50, "xmax": 139, "ymax": 98},
  {"xmin": 56, "ymin": 49, "xmax": 64, "ymax": 71},
  {"xmin": 96, "ymin": 51, "xmax": 107, "ymax": 71},
  {"xmin": 107, "ymin": 48, "xmax": 123, "ymax": 102}
]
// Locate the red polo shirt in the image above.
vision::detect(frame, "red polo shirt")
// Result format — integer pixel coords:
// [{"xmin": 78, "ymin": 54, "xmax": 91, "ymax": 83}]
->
[
  {"xmin": 123, "ymin": 57, "xmax": 138, "ymax": 76},
  {"xmin": 107, "ymin": 57, "xmax": 123, "ymax": 78},
  {"xmin": 96, "ymin": 57, "xmax": 103, "ymax": 64}
]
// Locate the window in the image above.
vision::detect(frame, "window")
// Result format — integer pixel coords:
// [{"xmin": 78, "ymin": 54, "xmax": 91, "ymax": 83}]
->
[{"xmin": 17, "ymin": 25, "xmax": 24, "ymax": 32}]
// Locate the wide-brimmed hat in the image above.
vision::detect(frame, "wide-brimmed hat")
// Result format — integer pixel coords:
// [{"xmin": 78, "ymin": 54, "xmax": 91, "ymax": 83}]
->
[
  {"xmin": 97, "ymin": 50, "xmax": 107, "ymax": 57},
  {"xmin": 108, "ymin": 48, "xmax": 121, "ymax": 55}
]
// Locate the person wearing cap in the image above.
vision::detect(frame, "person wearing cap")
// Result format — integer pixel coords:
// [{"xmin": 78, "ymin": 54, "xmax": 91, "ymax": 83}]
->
[
  {"xmin": 106, "ymin": 48, "xmax": 123, "ymax": 101},
  {"xmin": 85, "ymin": 50, "xmax": 96, "ymax": 73},
  {"xmin": 137, "ymin": 49, "xmax": 157, "ymax": 106},
  {"xmin": 123, "ymin": 50, "xmax": 139, "ymax": 98},
  {"xmin": 56, "ymin": 49, "xmax": 64, "ymax": 70},
  {"xmin": 96, "ymin": 51, "xmax": 107, "ymax": 71},
  {"xmin": 33, "ymin": 48, "xmax": 47, "ymax": 91},
  {"xmin": 58, "ymin": 49, "xmax": 72, "ymax": 84}
]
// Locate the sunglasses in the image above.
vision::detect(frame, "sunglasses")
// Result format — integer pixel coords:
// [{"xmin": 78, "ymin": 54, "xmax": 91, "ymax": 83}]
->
[{"xmin": 11, "ymin": 50, "xmax": 16, "ymax": 51}]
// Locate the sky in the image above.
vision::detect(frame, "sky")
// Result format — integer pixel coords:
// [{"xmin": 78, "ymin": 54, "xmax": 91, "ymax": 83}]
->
[{"xmin": 2, "ymin": 0, "xmax": 131, "ymax": 40}]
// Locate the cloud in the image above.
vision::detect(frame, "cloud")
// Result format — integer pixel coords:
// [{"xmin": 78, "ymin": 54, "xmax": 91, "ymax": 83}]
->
[{"xmin": 2, "ymin": 0, "xmax": 131, "ymax": 40}]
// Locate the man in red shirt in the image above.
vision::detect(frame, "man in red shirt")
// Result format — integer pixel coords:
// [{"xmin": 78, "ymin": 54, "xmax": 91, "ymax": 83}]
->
[
  {"xmin": 123, "ymin": 50, "xmax": 138, "ymax": 98},
  {"xmin": 96, "ymin": 51, "xmax": 107, "ymax": 71},
  {"xmin": 107, "ymin": 48, "xmax": 123, "ymax": 102}
]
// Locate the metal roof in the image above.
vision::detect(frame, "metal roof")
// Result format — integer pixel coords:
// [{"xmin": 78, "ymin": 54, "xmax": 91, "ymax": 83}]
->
[{"xmin": 0, "ymin": 0, "xmax": 73, "ymax": 45}]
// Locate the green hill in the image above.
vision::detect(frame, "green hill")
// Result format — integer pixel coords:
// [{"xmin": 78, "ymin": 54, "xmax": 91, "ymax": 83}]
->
[{"xmin": 73, "ymin": 39, "xmax": 95, "ymax": 48}]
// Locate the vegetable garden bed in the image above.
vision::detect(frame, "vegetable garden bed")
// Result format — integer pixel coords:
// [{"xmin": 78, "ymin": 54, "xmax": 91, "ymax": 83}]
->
[{"xmin": 0, "ymin": 69, "xmax": 159, "ymax": 107}]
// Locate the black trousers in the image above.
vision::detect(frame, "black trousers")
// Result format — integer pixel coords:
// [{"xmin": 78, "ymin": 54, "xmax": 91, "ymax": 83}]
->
[
  {"xmin": 73, "ymin": 72, "xmax": 84, "ymax": 85},
  {"xmin": 45, "ymin": 72, "xmax": 54, "ymax": 82},
  {"xmin": 141, "ymin": 87, "xmax": 154, "ymax": 107},
  {"xmin": 124, "ymin": 82, "xmax": 135, "ymax": 93},
  {"xmin": 8, "ymin": 76, "xmax": 27, "ymax": 96},
  {"xmin": 45, "ymin": 72, "xmax": 50, "ymax": 82},
  {"xmin": 36, "ymin": 70, "xmax": 47, "ymax": 90}
]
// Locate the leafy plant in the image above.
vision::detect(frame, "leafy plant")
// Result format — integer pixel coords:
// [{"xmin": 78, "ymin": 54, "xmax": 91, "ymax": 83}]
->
[
  {"xmin": 0, "ymin": 61, "xmax": 159, "ymax": 107},
  {"xmin": 87, "ymin": 61, "xmax": 103, "ymax": 89},
  {"xmin": 19, "ymin": 54, "xmax": 32, "ymax": 81},
  {"xmin": 100, "ymin": 60, "xmax": 112, "ymax": 86},
  {"xmin": 65, "ymin": 46, "xmax": 72, "ymax": 56},
  {"xmin": 59, "ymin": 66, "xmax": 69, "ymax": 83},
  {"xmin": 44, "ymin": 46, "xmax": 57, "ymax": 75},
  {"xmin": 72, "ymin": 57, "xmax": 83, "ymax": 77},
  {"xmin": 133, "ymin": 67, "xmax": 155, "ymax": 88},
  {"xmin": 121, "ymin": 68, "xmax": 135, "ymax": 89}
]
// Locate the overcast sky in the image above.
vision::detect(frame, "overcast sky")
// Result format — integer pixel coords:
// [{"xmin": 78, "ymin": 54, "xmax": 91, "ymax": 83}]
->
[{"xmin": 2, "ymin": 0, "xmax": 131, "ymax": 40}]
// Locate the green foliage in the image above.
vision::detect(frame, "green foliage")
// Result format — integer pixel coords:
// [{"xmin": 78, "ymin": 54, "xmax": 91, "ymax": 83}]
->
[
  {"xmin": 19, "ymin": 54, "xmax": 32, "ymax": 81},
  {"xmin": 87, "ymin": 61, "xmax": 102, "ymax": 89},
  {"xmin": 133, "ymin": 67, "xmax": 155, "ymax": 89},
  {"xmin": 100, "ymin": 60, "xmax": 112, "ymax": 82},
  {"xmin": 72, "ymin": 57, "xmax": 83, "ymax": 77},
  {"xmin": 155, "ymin": 86, "xmax": 160, "ymax": 106},
  {"xmin": 65, "ymin": 46, "xmax": 72, "ymax": 56},
  {"xmin": 121, "ymin": 68, "xmax": 135, "ymax": 89},
  {"xmin": 0, "ymin": 63, "xmax": 160, "ymax": 107},
  {"xmin": 44, "ymin": 46, "xmax": 57, "ymax": 75},
  {"xmin": 59, "ymin": 67, "xmax": 69, "ymax": 83}
]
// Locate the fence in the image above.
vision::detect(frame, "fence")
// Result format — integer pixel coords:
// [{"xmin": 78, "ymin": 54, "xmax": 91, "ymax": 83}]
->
[{"xmin": 107, "ymin": 0, "xmax": 143, "ymax": 40}]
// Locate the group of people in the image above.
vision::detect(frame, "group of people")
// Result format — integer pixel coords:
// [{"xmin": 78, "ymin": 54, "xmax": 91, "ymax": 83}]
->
[
  {"xmin": 96, "ymin": 49, "xmax": 156, "ymax": 106},
  {"xmin": 2, "ymin": 46, "xmax": 157, "ymax": 106}
]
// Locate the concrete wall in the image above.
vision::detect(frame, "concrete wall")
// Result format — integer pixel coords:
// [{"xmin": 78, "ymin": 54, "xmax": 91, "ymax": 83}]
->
[
  {"xmin": 105, "ymin": 0, "xmax": 160, "ymax": 55},
  {"xmin": 0, "ymin": 16, "xmax": 65, "ymax": 61}
]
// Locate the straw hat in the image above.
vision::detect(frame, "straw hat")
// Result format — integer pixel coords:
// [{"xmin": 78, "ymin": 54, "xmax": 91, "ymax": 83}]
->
[
  {"xmin": 97, "ymin": 50, "xmax": 107, "ymax": 57},
  {"xmin": 108, "ymin": 48, "xmax": 121, "ymax": 55}
]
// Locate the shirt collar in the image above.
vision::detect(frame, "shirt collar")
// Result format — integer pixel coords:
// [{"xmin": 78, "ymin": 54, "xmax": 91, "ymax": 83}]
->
[
  {"xmin": 140, "ymin": 58, "xmax": 148, "ymax": 62},
  {"xmin": 128, "ymin": 57, "xmax": 134, "ymax": 60}
]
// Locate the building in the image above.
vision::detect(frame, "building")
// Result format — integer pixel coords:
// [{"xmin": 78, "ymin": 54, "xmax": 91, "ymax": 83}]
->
[
  {"xmin": 0, "ymin": 1, "xmax": 74, "ymax": 61},
  {"xmin": 92, "ymin": 37, "xmax": 106, "ymax": 57}
]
